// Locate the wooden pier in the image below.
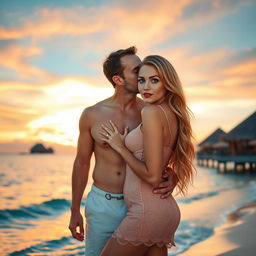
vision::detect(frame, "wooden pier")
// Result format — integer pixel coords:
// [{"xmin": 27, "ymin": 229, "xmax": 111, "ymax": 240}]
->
[{"xmin": 197, "ymin": 154, "xmax": 256, "ymax": 173}]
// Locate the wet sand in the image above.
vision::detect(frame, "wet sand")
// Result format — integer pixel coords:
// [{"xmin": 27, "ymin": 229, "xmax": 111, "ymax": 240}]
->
[{"xmin": 178, "ymin": 201, "xmax": 256, "ymax": 256}]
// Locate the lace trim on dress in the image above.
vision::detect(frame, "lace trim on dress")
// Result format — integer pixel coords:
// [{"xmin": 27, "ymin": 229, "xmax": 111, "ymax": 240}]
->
[{"xmin": 112, "ymin": 234, "xmax": 175, "ymax": 248}]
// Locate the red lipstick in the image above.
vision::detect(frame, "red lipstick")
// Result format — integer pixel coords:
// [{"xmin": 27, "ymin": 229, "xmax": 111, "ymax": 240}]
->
[{"xmin": 143, "ymin": 93, "xmax": 152, "ymax": 98}]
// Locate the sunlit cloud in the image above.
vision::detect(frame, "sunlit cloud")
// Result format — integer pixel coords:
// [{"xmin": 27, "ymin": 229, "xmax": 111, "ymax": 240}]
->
[
  {"xmin": 0, "ymin": 44, "xmax": 53, "ymax": 81},
  {"xmin": 0, "ymin": 104, "xmax": 41, "ymax": 142},
  {"xmin": 223, "ymin": 59, "xmax": 256, "ymax": 77},
  {"xmin": 155, "ymin": 46, "xmax": 256, "ymax": 102},
  {"xmin": 41, "ymin": 79, "xmax": 113, "ymax": 108},
  {"xmin": 0, "ymin": 8, "xmax": 103, "ymax": 40},
  {"xmin": 27, "ymin": 109, "xmax": 81, "ymax": 146},
  {"xmin": 0, "ymin": 0, "xmax": 254, "ymax": 80},
  {"xmin": 1, "ymin": 0, "xmax": 250, "ymax": 49},
  {"xmin": 26, "ymin": 79, "xmax": 113, "ymax": 146},
  {"xmin": 0, "ymin": 104, "xmax": 40, "ymax": 129},
  {"xmin": 0, "ymin": 78, "xmax": 113, "ymax": 145},
  {"xmin": 0, "ymin": 1, "xmax": 188, "ymax": 44}
]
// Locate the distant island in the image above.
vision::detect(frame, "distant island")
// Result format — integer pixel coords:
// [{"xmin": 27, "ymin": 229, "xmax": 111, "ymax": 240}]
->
[{"xmin": 30, "ymin": 143, "xmax": 54, "ymax": 154}]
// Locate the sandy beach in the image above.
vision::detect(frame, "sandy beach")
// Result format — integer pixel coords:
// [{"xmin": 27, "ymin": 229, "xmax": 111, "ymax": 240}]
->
[{"xmin": 178, "ymin": 202, "xmax": 256, "ymax": 256}]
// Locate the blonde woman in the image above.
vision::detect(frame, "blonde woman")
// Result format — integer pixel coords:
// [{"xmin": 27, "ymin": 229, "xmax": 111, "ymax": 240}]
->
[{"xmin": 100, "ymin": 55, "xmax": 195, "ymax": 256}]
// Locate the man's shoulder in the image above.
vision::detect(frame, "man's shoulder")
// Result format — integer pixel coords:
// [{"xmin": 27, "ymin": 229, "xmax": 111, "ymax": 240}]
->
[{"xmin": 81, "ymin": 98, "xmax": 111, "ymax": 117}]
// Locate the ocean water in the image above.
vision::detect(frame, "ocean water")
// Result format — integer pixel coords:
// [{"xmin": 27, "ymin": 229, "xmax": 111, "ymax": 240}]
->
[{"xmin": 1, "ymin": 153, "xmax": 256, "ymax": 256}]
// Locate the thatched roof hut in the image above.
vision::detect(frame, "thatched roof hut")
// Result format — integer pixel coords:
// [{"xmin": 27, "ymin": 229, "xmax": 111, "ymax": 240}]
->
[
  {"xmin": 199, "ymin": 128, "xmax": 226, "ymax": 147},
  {"xmin": 225, "ymin": 111, "xmax": 256, "ymax": 155},
  {"xmin": 198, "ymin": 128, "xmax": 226, "ymax": 154},
  {"xmin": 226, "ymin": 111, "xmax": 256, "ymax": 140}
]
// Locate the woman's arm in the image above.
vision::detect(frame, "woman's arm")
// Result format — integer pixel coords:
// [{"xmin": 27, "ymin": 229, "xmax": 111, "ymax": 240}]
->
[{"xmin": 100, "ymin": 105, "xmax": 164, "ymax": 188}]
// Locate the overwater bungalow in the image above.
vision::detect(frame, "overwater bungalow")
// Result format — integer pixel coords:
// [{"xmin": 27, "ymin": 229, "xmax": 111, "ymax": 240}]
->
[
  {"xmin": 197, "ymin": 110, "xmax": 256, "ymax": 173},
  {"xmin": 198, "ymin": 128, "xmax": 226, "ymax": 155},
  {"xmin": 225, "ymin": 111, "xmax": 256, "ymax": 156}
]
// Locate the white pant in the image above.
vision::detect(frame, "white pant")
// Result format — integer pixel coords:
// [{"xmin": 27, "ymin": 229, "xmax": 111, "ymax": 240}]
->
[{"xmin": 85, "ymin": 185, "xmax": 127, "ymax": 256}]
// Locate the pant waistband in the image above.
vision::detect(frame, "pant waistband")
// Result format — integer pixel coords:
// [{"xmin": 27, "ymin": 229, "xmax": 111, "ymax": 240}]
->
[{"xmin": 91, "ymin": 184, "xmax": 124, "ymax": 200}]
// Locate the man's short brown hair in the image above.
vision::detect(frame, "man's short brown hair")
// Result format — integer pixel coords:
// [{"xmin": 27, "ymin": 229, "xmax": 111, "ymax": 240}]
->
[{"xmin": 103, "ymin": 46, "xmax": 137, "ymax": 87}]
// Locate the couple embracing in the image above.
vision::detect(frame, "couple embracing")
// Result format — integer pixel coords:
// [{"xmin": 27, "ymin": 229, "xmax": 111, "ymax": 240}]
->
[{"xmin": 69, "ymin": 47, "xmax": 195, "ymax": 256}]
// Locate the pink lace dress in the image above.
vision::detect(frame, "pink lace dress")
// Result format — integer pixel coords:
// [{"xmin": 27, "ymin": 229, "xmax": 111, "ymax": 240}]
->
[{"xmin": 112, "ymin": 106, "xmax": 180, "ymax": 247}]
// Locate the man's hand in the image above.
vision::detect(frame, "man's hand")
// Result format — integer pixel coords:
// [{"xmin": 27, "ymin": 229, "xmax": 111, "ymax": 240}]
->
[
  {"xmin": 153, "ymin": 167, "xmax": 178, "ymax": 199},
  {"xmin": 69, "ymin": 211, "xmax": 84, "ymax": 241}
]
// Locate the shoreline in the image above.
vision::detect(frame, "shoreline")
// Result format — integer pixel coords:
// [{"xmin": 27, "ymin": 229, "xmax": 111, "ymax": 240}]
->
[{"xmin": 178, "ymin": 200, "xmax": 256, "ymax": 256}]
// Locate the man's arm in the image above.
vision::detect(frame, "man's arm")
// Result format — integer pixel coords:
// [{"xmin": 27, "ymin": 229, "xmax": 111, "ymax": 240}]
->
[{"xmin": 69, "ymin": 108, "xmax": 94, "ymax": 241}]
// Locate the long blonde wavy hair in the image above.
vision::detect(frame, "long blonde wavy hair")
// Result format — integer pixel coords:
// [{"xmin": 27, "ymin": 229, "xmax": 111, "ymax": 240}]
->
[{"xmin": 141, "ymin": 55, "xmax": 196, "ymax": 196}]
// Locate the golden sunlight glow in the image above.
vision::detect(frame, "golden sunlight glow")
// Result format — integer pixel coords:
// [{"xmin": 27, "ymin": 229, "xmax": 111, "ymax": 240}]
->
[
  {"xmin": 42, "ymin": 79, "xmax": 113, "ymax": 106},
  {"xmin": 27, "ymin": 109, "xmax": 81, "ymax": 146},
  {"xmin": 0, "ymin": 132, "xmax": 29, "ymax": 142},
  {"xmin": 189, "ymin": 103, "xmax": 206, "ymax": 114},
  {"xmin": 26, "ymin": 79, "xmax": 113, "ymax": 146}
]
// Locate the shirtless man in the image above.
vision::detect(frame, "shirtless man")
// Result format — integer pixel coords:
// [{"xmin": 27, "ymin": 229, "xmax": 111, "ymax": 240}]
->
[{"xmin": 68, "ymin": 47, "xmax": 176, "ymax": 256}]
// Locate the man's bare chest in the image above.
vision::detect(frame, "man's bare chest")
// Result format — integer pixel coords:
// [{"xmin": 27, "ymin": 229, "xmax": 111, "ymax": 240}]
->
[{"xmin": 91, "ymin": 112, "xmax": 141, "ymax": 146}]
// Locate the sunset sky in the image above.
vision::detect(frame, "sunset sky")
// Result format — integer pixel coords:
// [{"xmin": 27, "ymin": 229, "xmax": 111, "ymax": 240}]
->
[{"xmin": 0, "ymin": 0, "xmax": 255, "ymax": 153}]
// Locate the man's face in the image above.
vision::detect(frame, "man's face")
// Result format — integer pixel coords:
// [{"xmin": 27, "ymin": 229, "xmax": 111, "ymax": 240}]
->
[{"xmin": 120, "ymin": 54, "xmax": 142, "ymax": 93}]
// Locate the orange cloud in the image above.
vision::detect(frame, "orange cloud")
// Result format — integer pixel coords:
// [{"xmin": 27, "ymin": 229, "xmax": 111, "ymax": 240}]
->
[
  {"xmin": 0, "ymin": 104, "xmax": 40, "ymax": 128},
  {"xmin": 0, "ymin": 44, "xmax": 54, "ymax": 80},
  {"xmin": 74, "ymin": 0, "xmax": 251, "ymax": 53},
  {"xmin": 0, "ymin": 8, "xmax": 103, "ymax": 40},
  {"xmin": 0, "ymin": 104, "xmax": 41, "ymax": 143},
  {"xmin": 2, "ymin": 0, "xmax": 246, "ymax": 50},
  {"xmin": 153, "ymin": 46, "xmax": 256, "ymax": 102},
  {"xmin": 0, "ymin": 78, "xmax": 114, "ymax": 145},
  {"xmin": 0, "ymin": 0, "xmax": 253, "ymax": 84},
  {"xmin": 222, "ymin": 59, "xmax": 256, "ymax": 77}
]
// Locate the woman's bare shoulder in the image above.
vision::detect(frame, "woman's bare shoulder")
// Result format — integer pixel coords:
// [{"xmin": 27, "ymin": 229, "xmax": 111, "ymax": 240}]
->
[
  {"xmin": 141, "ymin": 105, "xmax": 163, "ymax": 127},
  {"xmin": 141, "ymin": 105, "xmax": 161, "ymax": 117}
]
